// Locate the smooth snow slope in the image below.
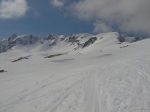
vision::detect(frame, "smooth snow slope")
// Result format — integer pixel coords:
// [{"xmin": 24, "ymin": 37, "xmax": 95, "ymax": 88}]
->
[{"xmin": 0, "ymin": 32, "xmax": 150, "ymax": 112}]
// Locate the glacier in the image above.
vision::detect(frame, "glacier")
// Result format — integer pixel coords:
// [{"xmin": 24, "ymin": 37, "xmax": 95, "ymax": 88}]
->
[{"xmin": 0, "ymin": 32, "xmax": 150, "ymax": 112}]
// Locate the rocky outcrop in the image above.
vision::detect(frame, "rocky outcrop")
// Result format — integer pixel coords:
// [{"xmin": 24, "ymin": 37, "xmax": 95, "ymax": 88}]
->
[
  {"xmin": 0, "ymin": 34, "xmax": 39, "ymax": 53},
  {"xmin": 1, "ymin": 32, "xmax": 136, "ymax": 53},
  {"xmin": 83, "ymin": 37, "xmax": 97, "ymax": 48}
]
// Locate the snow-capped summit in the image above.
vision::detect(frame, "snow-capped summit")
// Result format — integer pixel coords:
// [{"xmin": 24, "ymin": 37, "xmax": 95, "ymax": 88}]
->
[
  {"xmin": 0, "ymin": 32, "xmax": 148, "ymax": 53},
  {"xmin": 8, "ymin": 33, "xmax": 18, "ymax": 42},
  {"xmin": 11, "ymin": 35, "xmax": 38, "ymax": 45},
  {"xmin": 0, "ymin": 34, "xmax": 39, "ymax": 52}
]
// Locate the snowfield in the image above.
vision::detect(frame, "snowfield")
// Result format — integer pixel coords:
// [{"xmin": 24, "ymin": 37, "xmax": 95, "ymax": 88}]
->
[{"xmin": 0, "ymin": 32, "xmax": 150, "ymax": 112}]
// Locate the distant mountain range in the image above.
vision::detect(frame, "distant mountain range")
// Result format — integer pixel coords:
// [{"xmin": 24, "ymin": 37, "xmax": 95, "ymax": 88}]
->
[{"xmin": 0, "ymin": 32, "xmax": 148, "ymax": 53}]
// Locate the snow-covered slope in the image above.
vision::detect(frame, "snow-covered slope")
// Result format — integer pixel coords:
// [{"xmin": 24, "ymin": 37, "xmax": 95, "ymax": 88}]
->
[
  {"xmin": 0, "ymin": 32, "xmax": 150, "ymax": 112},
  {"xmin": 0, "ymin": 32, "xmax": 122, "ymax": 53}
]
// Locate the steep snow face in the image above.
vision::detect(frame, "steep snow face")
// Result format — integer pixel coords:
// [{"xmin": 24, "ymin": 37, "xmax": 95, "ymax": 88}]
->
[{"xmin": 0, "ymin": 32, "xmax": 150, "ymax": 112}]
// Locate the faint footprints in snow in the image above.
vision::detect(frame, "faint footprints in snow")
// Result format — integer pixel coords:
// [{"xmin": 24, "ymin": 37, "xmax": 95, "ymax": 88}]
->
[
  {"xmin": 51, "ymin": 59, "xmax": 74, "ymax": 63},
  {"xmin": 97, "ymin": 54, "xmax": 112, "ymax": 58}
]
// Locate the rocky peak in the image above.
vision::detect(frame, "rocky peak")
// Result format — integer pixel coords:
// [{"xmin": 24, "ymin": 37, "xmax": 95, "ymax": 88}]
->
[{"xmin": 8, "ymin": 33, "xmax": 18, "ymax": 42}]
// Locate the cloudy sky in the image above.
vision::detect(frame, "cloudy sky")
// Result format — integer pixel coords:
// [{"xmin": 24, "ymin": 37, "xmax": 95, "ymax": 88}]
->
[{"xmin": 0, "ymin": 0, "xmax": 150, "ymax": 38}]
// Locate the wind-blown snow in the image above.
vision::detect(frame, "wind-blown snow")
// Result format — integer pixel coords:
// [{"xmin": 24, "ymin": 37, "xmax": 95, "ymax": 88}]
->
[{"xmin": 0, "ymin": 32, "xmax": 150, "ymax": 112}]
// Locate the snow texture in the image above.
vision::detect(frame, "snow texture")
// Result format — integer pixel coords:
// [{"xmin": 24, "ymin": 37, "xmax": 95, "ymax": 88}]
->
[{"xmin": 0, "ymin": 32, "xmax": 150, "ymax": 112}]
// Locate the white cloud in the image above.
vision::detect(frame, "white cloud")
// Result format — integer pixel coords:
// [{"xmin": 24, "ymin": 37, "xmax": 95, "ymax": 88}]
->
[
  {"xmin": 51, "ymin": 0, "xmax": 64, "ymax": 8},
  {"xmin": 0, "ymin": 0, "xmax": 29, "ymax": 19},
  {"xmin": 51, "ymin": 0, "xmax": 150, "ymax": 34},
  {"xmin": 93, "ymin": 21, "xmax": 112, "ymax": 33}
]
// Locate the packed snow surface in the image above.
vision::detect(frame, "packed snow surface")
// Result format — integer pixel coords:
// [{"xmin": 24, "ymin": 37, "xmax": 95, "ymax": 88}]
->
[{"xmin": 0, "ymin": 32, "xmax": 150, "ymax": 112}]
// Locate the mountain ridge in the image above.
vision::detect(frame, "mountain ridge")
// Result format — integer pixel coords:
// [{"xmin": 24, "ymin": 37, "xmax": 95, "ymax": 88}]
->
[{"xmin": 0, "ymin": 32, "xmax": 146, "ymax": 53}]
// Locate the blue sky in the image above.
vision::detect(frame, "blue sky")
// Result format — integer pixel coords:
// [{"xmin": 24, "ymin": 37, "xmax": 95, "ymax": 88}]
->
[
  {"xmin": 0, "ymin": 0, "xmax": 149, "ymax": 38},
  {"xmin": 0, "ymin": 0, "xmax": 92, "ymax": 38}
]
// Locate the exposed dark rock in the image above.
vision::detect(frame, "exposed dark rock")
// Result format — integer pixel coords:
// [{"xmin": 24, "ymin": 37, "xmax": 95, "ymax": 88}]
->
[
  {"xmin": 8, "ymin": 34, "xmax": 17, "ymax": 41},
  {"xmin": 1, "ymin": 32, "xmax": 145, "ymax": 54},
  {"xmin": 117, "ymin": 33, "xmax": 125, "ymax": 42},
  {"xmin": 14, "ymin": 35, "xmax": 38, "ymax": 45},
  {"xmin": 83, "ymin": 37, "xmax": 97, "ymax": 48},
  {"xmin": 67, "ymin": 36, "xmax": 79, "ymax": 44},
  {"xmin": 0, "ymin": 69, "xmax": 6, "ymax": 73},
  {"xmin": 12, "ymin": 56, "xmax": 31, "ymax": 62},
  {"xmin": 45, "ymin": 53, "xmax": 64, "ymax": 58},
  {"xmin": 46, "ymin": 34, "xmax": 58, "ymax": 40}
]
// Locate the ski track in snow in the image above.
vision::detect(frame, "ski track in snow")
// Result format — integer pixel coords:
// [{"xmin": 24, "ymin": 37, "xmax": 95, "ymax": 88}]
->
[
  {"xmin": 0, "ymin": 34, "xmax": 150, "ymax": 112},
  {"xmin": 1, "ymin": 61, "xmax": 150, "ymax": 112}
]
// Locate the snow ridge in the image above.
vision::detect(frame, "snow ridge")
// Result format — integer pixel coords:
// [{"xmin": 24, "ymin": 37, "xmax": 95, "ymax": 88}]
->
[{"xmin": 0, "ymin": 32, "xmax": 123, "ymax": 53}]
